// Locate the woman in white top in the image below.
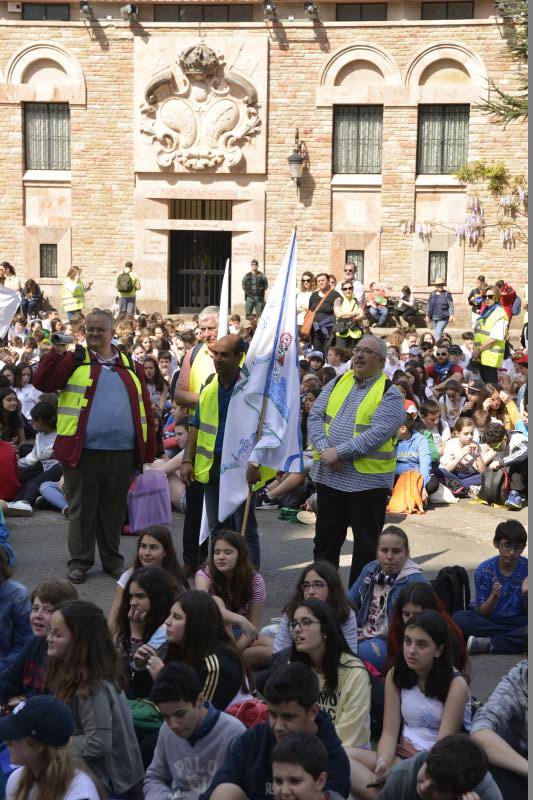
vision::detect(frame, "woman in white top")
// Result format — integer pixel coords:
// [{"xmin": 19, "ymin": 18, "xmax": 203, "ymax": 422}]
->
[
  {"xmin": 348, "ymin": 610, "xmax": 471, "ymax": 800},
  {"xmin": 296, "ymin": 271, "xmax": 315, "ymax": 328},
  {"xmin": 0, "ymin": 694, "xmax": 103, "ymax": 800},
  {"xmin": 14, "ymin": 364, "xmax": 41, "ymax": 422}
]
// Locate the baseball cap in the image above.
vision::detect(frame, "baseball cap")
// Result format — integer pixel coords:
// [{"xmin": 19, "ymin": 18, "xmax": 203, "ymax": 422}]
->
[
  {"xmin": 513, "ymin": 353, "xmax": 528, "ymax": 365},
  {"xmin": 449, "ymin": 345, "xmax": 463, "ymax": 357},
  {"xmin": 308, "ymin": 350, "xmax": 324, "ymax": 361},
  {"xmin": 0, "ymin": 696, "xmax": 74, "ymax": 747},
  {"xmin": 404, "ymin": 399, "xmax": 418, "ymax": 415},
  {"xmin": 408, "ymin": 345, "xmax": 422, "ymax": 357}
]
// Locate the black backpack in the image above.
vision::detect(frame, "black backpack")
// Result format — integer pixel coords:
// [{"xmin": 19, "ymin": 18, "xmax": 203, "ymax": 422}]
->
[
  {"xmin": 431, "ymin": 566, "xmax": 471, "ymax": 615},
  {"xmin": 116, "ymin": 271, "xmax": 134, "ymax": 293},
  {"xmin": 478, "ymin": 468, "xmax": 510, "ymax": 506}
]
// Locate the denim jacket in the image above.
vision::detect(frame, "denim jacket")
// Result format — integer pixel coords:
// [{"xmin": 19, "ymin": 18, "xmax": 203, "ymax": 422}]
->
[
  {"xmin": 348, "ymin": 559, "xmax": 429, "ymax": 635},
  {"xmin": 0, "ymin": 579, "xmax": 32, "ymax": 671}
]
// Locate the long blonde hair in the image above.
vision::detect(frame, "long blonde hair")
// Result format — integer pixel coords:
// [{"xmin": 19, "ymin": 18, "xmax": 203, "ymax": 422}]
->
[{"xmin": 12, "ymin": 741, "xmax": 105, "ymax": 800}]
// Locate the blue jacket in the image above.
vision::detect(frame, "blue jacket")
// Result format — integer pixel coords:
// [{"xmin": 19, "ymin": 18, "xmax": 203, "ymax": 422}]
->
[
  {"xmin": 348, "ymin": 559, "xmax": 429, "ymax": 634},
  {"xmin": 427, "ymin": 290, "xmax": 454, "ymax": 321},
  {"xmin": 201, "ymin": 709, "xmax": 351, "ymax": 799},
  {"xmin": 396, "ymin": 432, "xmax": 432, "ymax": 486},
  {"xmin": 0, "ymin": 579, "xmax": 32, "ymax": 672}
]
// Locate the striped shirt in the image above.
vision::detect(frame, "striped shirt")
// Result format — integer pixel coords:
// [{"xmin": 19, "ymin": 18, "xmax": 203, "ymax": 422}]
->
[{"xmin": 308, "ymin": 370, "xmax": 405, "ymax": 492}]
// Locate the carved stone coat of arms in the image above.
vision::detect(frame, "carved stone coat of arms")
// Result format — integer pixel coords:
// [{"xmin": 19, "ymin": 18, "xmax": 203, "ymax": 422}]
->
[{"xmin": 140, "ymin": 43, "xmax": 261, "ymax": 171}]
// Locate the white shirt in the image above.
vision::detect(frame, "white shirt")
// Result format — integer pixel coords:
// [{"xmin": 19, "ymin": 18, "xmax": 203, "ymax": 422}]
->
[
  {"xmin": 7, "ymin": 768, "xmax": 101, "ymax": 800},
  {"xmin": 15, "ymin": 383, "xmax": 41, "ymax": 420}
]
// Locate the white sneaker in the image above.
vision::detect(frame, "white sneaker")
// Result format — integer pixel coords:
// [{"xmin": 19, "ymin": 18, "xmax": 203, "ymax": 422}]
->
[{"xmin": 6, "ymin": 501, "xmax": 33, "ymax": 517}]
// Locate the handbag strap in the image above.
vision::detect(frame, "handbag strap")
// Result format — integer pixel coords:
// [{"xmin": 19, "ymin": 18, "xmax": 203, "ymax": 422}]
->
[{"xmin": 313, "ymin": 289, "xmax": 334, "ymax": 314}]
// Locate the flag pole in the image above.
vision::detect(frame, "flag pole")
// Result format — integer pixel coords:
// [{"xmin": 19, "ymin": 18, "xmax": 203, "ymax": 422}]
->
[
  {"xmin": 240, "ymin": 393, "xmax": 269, "ymax": 536},
  {"xmin": 239, "ymin": 227, "xmax": 297, "ymax": 537}
]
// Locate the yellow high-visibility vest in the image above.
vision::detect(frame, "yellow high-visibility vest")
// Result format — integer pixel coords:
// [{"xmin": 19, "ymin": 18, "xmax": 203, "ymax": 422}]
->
[
  {"xmin": 61, "ymin": 279, "xmax": 84, "ymax": 313},
  {"xmin": 473, "ymin": 305, "xmax": 509, "ymax": 368},
  {"xmin": 314, "ymin": 371, "xmax": 397, "ymax": 474},
  {"xmin": 57, "ymin": 348, "xmax": 147, "ymax": 442}
]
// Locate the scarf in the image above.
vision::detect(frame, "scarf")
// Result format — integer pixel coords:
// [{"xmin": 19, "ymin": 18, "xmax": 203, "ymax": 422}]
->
[{"xmin": 479, "ymin": 301, "xmax": 502, "ymax": 321}]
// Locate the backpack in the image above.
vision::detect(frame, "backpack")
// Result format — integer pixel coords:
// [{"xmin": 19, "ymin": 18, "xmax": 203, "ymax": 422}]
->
[
  {"xmin": 511, "ymin": 295, "xmax": 522, "ymax": 316},
  {"xmin": 431, "ymin": 566, "xmax": 471, "ymax": 615},
  {"xmin": 116, "ymin": 271, "xmax": 134, "ymax": 293},
  {"xmin": 386, "ymin": 471, "xmax": 426, "ymax": 515},
  {"xmin": 477, "ymin": 468, "xmax": 510, "ymax": 507}
]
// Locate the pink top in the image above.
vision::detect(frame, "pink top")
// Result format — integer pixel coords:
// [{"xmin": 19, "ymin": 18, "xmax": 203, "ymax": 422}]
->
[{"xmin": 196, "ymin": 566, "xmax": 266, "ymax": 618}]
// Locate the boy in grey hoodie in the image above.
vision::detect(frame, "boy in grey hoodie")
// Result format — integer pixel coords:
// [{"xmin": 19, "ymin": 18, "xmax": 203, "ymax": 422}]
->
[{"xmin": 144, "ymin": 661, "xmax": 246, "ymax": 800}]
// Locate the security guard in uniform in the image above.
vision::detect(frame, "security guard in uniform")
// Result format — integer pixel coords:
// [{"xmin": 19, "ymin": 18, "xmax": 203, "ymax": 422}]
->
[
  {"xmin": 473, "ymin": 284, "xmax": 510, "ymax": 384},
  {"xmin": 34, "ymin": 309, "xmax": 156, "ymax": 584},
  {"xmin": 308, "ymin": 335, "xmax": 405, "ymax": 587},
  {"xmin": 179, "ymin": 334, "xmax": 261, "ymax": 569}
]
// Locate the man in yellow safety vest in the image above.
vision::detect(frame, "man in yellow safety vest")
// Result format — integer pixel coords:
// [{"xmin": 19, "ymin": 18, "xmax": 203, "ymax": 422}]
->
[
  {"xmin": 308, "ymin": 335, "xmax": 405, "ymax": 587},
  {"xmin": 34, "ymin": 309, "xmax": 156, "ymax": 584},
  {"xmin": 179, "ymin": 334, "xmax": 260, "ymax": 568},
  {"xmin": 174, "ymin": 306, "xmax": 219, "ymax": 575}
]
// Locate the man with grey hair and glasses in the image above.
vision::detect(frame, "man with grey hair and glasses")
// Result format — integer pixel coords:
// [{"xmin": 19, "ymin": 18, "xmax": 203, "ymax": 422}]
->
[{"xmin": 308, "ymin": 335, "xmax": 404, "ymax": 587}]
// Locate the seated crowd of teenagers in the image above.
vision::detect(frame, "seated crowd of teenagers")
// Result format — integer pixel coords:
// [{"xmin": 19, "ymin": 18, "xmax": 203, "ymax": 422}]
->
[
  {"xmin": 0, "ymin": 515, "xmax": 527, "ymax": 799},
  {"xmin": 0, "ymin": 290, "xmax": 528, "ymax": 798}
]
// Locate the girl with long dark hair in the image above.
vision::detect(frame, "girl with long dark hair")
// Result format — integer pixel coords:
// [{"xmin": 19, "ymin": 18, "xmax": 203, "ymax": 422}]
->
[
  {"xmin": 46, "ymin": 600, "xmax": 144, "ymax": 799},
  {"xmin": 274, "ymin": 560, "xmax": 357, "ymax": 655},
  {"xmin": 134, "ymin": 590, "xmax": 251, "ymax": 710},
  {"xmin": 348, "ymin": 610, "xmax": 471, "ymax": 799},
  {"xmin": 108, "ymin": 525, "xmax": 188, "ymax": 629},
  {"xmin": 0, "ymin": 387, "xmax": 25, "ymax": 448},
  {"xmin": 288, "ymin": 598, "xmax": 370, "ymax": 747},
  {"xmin": 387, "ymin": 582, "xmax": 469, "ymax": 677},
  {"xmin": 195, "ymin": 530, "xmax": 267, "ymax": 667},
  {"xmin": 114, "ymin": 566, "xmax": 177, "ymax": 685}
]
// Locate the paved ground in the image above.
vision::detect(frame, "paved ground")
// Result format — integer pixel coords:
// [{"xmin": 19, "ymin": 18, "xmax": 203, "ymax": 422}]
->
[{"xmin": 5, "ymin": 497, "xmax": 527, "ymax": 702}]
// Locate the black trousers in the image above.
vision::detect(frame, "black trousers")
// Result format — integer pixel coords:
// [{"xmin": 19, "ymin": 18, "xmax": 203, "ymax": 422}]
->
[
  {"xmin": 182, "ymin": 480, "xmax": 208, "ymax": 570},
  {"xmin": 479, "ymin": 363, "xmax": 499, "ymax": 384},
  {"xmin": 313, "ymin": 483, "xmax": 389, "ymax": 588}
]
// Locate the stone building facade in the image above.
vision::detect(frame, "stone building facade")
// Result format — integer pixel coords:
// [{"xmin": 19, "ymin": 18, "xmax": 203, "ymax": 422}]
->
[{"xmin": 0, "ymin": 0, "xmax": 527, "ymax": 322}]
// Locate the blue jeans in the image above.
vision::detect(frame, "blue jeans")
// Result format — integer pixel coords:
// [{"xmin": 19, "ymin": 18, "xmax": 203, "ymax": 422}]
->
[
  {"xmin": 437, "ymin": 467, "xmax": 481, "ymax": 489},
  {"xmin": 431, "ymin": 318, "xmax": 449, "ymax": 339},
  {"xmin": 453, "ymin": 610, "xmax": 527, "ymax": 654},
  {"xmin": 358, "ymin": 637, "xmax": 388, "ymax": 673},
  {"xmin": 204, "ymin": 460, "xmax": 260, "ymax": 569},
  {"xmin": 40, "ymin": 480, "xmax": 68, "ymax": 511},
  {"xmin": 119, "ymin": 296, "xmax": 136, "ymax": 315},
  {"xmin": 369, "ymin": 306, "xmax": 388, "ymax": 326}
]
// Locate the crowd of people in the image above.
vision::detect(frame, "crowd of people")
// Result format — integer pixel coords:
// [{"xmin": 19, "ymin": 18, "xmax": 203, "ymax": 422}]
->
[{"xmin": 0, "ymin": 257, "xmax": 528, "ymax": 800}]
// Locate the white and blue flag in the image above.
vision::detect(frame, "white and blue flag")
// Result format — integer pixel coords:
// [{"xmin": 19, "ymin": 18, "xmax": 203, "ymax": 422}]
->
[{"xmin": 219, "ymin": 230, "xmax": 303, "ymax": 521}]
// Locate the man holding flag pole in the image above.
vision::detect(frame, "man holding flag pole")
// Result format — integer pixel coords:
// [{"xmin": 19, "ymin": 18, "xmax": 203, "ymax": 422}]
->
[{"xmin": 217, "ymin": 229, "xmax": 303, "ymax": 557}]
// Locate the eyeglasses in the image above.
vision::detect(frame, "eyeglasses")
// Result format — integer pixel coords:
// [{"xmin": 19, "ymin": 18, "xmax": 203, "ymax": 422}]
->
[
  {"xmin": 498, "ymin": 542, "xmax": 525, "ymax": 554},
  {"xmin": 436, "ymin": 351, "xmax": 449, "ymax": 357},
  {"xmin": 289, "ymin": 618, "xmax": 321, "ymax": 631},
  {"xmin": 353, "ymin": 347, "xmax": 380, "ymax": 357},
  {"xmin": 301, "ymin": 580, "xmax": 327, "ymax": 591},
  {"xmin": 342, "ymin": 286, "xmax": 353, "ymax": 291},
  {"xmin": 484, "ymin": 294, "xmax": 495, "ymax": 299}
]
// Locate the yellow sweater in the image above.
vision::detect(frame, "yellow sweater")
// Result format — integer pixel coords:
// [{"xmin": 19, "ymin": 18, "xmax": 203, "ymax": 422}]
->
[{"xmin": 316, "ymin": 653, "xmax": 371, "ymax": 747}]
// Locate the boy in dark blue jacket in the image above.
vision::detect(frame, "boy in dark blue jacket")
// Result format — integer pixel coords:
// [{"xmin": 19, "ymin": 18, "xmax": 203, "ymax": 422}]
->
[{"xmin": 201, "ymin": 662, "xmax": 351, "ymax": 800}]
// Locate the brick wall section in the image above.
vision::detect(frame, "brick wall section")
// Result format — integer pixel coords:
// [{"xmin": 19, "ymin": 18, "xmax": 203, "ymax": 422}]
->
[{"xmin": 0, "ymin": 19, "xmax": 527, "ymax": 319}]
